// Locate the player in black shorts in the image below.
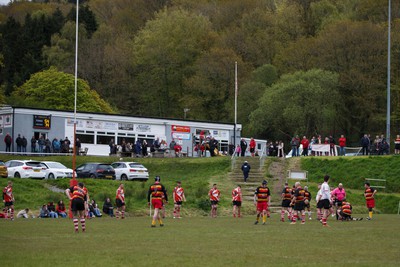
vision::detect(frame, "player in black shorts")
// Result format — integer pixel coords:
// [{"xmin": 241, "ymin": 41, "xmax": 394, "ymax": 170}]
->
[
  {"xmin": 66, "ymin": 182, "xmax": 88, "ymax": 233},
  {"xmin": 280, "ymin": 182, "xmax": 292, "ymax": 222}
]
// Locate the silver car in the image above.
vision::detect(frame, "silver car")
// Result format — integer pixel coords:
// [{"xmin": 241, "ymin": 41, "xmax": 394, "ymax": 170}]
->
[
  {"xmin": 40, "ymin": 161, "xmax": 74, "ymax": 179},
  {"xmin": 111, "ymin": 162, "xmax": 149, "ymax": 181},
  {"xmin": 5, "ymin": 160, "xmax": 47, "ymax": 179}
]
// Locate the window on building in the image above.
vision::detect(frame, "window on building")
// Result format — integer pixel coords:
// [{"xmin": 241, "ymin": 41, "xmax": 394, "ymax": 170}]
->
[{"xmin": 76, "ymin": 134, "xmax": 94, "ymax": 144}]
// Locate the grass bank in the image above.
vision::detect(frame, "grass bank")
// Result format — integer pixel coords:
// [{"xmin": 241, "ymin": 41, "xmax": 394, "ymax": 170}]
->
[{"xmin": 301, "ymin": 156, "xmax": 400, "ymax": 213}]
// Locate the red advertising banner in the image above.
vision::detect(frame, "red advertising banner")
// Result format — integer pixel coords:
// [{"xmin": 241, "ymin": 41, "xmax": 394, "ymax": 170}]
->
[{"xmin": 171, "ymin": 125, "xmax": 190, "ymax": 133}]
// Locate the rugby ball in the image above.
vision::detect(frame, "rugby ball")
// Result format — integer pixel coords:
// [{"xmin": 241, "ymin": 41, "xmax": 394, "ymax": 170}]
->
[{"xmin": 304, "ymin": 199, "xmax": 309, "ymax": 205}]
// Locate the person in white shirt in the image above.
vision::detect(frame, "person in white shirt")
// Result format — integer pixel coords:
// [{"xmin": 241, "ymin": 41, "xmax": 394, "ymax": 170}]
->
[
  {"xmin": 17, "ymin": 208, "xmax": 33, "ymax": 219},
  {"xmin": 317, "ymin": 175, "xmax": 332, "ymax": 227}
]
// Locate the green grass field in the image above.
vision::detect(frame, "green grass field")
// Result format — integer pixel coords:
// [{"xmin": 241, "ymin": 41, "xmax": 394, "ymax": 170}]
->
[{"xmin": 1, "ymin": 214, "xmax": 399, "ymax": 266}]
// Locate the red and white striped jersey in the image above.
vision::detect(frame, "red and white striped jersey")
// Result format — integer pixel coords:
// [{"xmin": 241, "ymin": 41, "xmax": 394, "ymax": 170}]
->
[
  {"xmin": 209, "ymin": 188, "xmax": 220, "ymax": 201},
  {"xmin": 116, "ymin": 188, "xmax": 125, "ymax": 202},
  {"xmin": 232, "ymin": 187, "xmax": 242, "ymax": 202},
  {"xmin": 173, "ymin": 186, "xmax": 185, "ymax": 202},
  {"xmin": 3, "ymin": 185, "xmax": 13, "ymax": 202}
]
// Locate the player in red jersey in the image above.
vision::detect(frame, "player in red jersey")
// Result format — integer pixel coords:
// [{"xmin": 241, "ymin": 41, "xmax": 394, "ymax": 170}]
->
[
  {"xmin": 3, "ymin": 181, "xmax": 14, "ymax": 220},
  {"xmin": 148, "ymin": 176, "xmax": 168, "ymax": 227},
  {"xmin": 208, "ymin": 184, "xmax": 220, "ymax": 218},
  {"xmin": 280, "ymin": 182, "xmax": 292, "ymax": 222},
  {"xmin": 173, "ymin": 181, "xmax": 186, "ymax": 219},
  {"xmin": 232, "ymin": 185, "xmax": 242, "ymax": 218},
  {"xmin": 116, "ymin": 183, "xmax": 126, "ymax": 219},
  {"xmin": 254, "ymin": 180, "xmax": 270, "ymax": 225},
  {"xmin": 65, "ymin": 182, "xmax": 88, "ymax": 233},
  {"xmin": 290, "ymin": 182, "xmax": 306, "ymax": 224},
  {"xmin": 364, "ymin": 182, "xmax": 377, "ymax": 220}
]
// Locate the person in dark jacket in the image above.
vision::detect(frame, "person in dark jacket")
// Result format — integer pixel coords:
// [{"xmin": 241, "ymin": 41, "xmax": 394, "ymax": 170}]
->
[
  {"xmin": 360, "ymin": 134, "xmax": 370, "ymax": 155},
  {"xmin": 102, "ymin": 198, "xmax": 114, "ymax": 217},
  {"xmin": 241, "ymin": 161, "xmax": 251, "ymax": 183},
  {"xmin": 240, "ymin": 139, "xmax": 247, "ymax": 157}
]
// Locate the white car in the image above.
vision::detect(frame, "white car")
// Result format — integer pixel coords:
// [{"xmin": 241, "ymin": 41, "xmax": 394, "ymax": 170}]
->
[
  {"xmin": 40, "ymin": 161, "xmax": 74, "ymax": 179},
  {"xmin": 111, "ymin": 162, "xmax": 149, "ymax": 181},
  {"xmin": 5, "ymin": 160, "xmax": 47, "ymax": 179}
]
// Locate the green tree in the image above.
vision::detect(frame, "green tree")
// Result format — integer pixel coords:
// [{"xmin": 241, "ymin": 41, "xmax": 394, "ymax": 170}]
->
[
  {"xmin": 9, "ymin": 67, "xmax": 116, "ymax": 113},
  {"xmin": 131, "ymin": 8, "xmax": 215, "ymax": 118},
  {"xmin": 249, "ymin": 69, "xmax": 340, "ymax": 140}
]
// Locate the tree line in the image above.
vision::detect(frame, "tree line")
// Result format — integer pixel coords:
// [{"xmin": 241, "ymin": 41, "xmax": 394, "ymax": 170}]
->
[{"xmin": 0, "ymin": 0, "xmax": 399, "ymax": 145}]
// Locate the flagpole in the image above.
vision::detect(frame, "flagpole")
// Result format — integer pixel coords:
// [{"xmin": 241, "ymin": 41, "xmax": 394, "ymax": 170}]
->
[
  {"xmin": 386, "ymin": 0, "xmax": 391, "ymax": 145},
  {"xmin": 234, "ymin": 61, "xmax": 238, "ymax": 147},
  {"xmin": 72, "ymin": 0, "xmax": 79, "ymax": 184}
]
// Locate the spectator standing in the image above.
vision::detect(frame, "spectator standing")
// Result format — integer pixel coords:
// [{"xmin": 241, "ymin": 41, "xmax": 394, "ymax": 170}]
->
[
  {"xmin": 4, "ymin": 133, "xmax": 12, "ymax": 152},
  {"xmin": 75, "ymin": 138, "xmax": 81, "ymax": 155},
  {"xmin": 249, "ymin": 138, "xmax": 256, "ymax": 157},
  {"xmin": 52, "ymin": 138, "xmax": 61, "ymax": 153},
  {"xmin": 240, "ymin": 138, "xmax": 247, "ymax": 157},
  {"xmin": 228, "ymin": 143, "xmax": 235, "ymax": 156},
  {"xmin": 360, "ymin": 134, "xmax": 370, "ymax": 155},
  {"xmin": 30, "ymin": 136, "xmax": 37, "ymax": 153},
  {"xmin": 329, "ymin": 136, "xmax": 336, "ymax": 156},
  {"xmin": 338, "ymin": 135, "xmax": 346, "ymax": 156},
  {"xmin": 300, "ymin": 136, "xmax": 309, "ymax": 156},
  {"xmin": 38, "ymin": 135, "xmax": 45, "ymax": 154},
  {"xmin": 21, "ymin": 136, "xmax": 27, "ymax": 154},
  {"xmin": 142, "ymin": 140, "xmax": 148, "ymax": 157},
  {"xmin": 241, "ymin": 161, "xmax": 251, "ymax": 183},
  {"xmin": 109, "ymin": 138, "xmax": 115, "ymax": 155},
  {"xmin": 15, "ymin": 134, "xmax": 22, "ymax": 153},
  {"xmin": 291, "ymin": 137, "xmax": 299, "ymax": 157},
  {"xmin": 277, "ymin": 141, "xmax": 285, "ymax": 157},
  {"xmin": 235, "ymin": 145, "xmax": 241, "ymax": 157},
  {"xmin": 395, "ymin": 135, "xmax": 400, "ymax": 155},
  {"xmin": 135, "ymin": 140, "xmax": 142, "ymax": 156}
]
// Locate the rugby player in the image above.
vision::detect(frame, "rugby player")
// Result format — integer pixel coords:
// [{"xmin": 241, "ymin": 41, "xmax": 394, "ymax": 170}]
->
[
  {"xmin": 364, "ymin": 182, "xmax": 377, "ymax": 220},
  {"xmin": 290, "ymin": 182, "xmax": 306, "ymax": 225},
  {"xmin": 254, "ymin": 180, "xmax": 270, "ymax": 225},
  {"xmin": 65, "ymin": 182, "xmax": 88, "ymax": 233},
  {"xmin": 208, "ymin": 184, "xmax": 220, "ymax": 218},
  {"xmin": 148, "ymin": 176, "xmax": 168, "ymax": 227},
  {"xmin": 280, "ymin": 182, "xmax": 292, "ymax": 222},
  {"xmin": 2, "ymin": 181, "xmax": 14, "ymax": 220},
  {"xmin": 317, "ymin": 175, "xmax": 332, "ymax": 227},
  {"xmin": 115, "ymin": 183, "xmax": 125, "ymax": 219},
  {"xmin": 173, "ymin": 181, "xmax": 186, "ymax": 219},
  {"xmin": 232, "ymin": 185, "xmax": 242, "ymax": 218}
]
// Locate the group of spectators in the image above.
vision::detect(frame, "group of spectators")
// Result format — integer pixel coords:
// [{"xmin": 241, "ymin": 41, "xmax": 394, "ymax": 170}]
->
[
  {"xmin": 16, "ymin": 199, "xmax": 107, "ymax": 219},
  {"xmin": 109, "ymin": 137, "xmax": 185, "ymax": 158},
  {"xmin": 3, "ymin": 132, "xmax": 74, "ymax": 154},
  {"xmin": 285, "ymin": 133, "xmax": 394, "ymax": 157}
]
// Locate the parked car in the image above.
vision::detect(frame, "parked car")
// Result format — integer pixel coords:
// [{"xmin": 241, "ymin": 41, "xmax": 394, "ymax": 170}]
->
[
  {"xmin": 4, "ymin": 160, "xmax": 46, "ymax": 179},
  {"xmin": 111, "ymin": 162, "xmax": 149, "ymax": 181},
  {"xmin": 40, "ymin": 161, "xmax": 74, "ymax": 179},
  {"xmin": 75, "ymin": 163, "xmax": 116, "ymax": 179},
  {"xmin": 0, "ymin": 160, "xmax": 8, "ymax": 178}
]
